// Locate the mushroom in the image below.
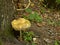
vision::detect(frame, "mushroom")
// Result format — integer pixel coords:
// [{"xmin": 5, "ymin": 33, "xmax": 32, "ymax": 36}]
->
[{"xmin": 11, "ymin": 18, "xmax": 31, "ymax": 40}]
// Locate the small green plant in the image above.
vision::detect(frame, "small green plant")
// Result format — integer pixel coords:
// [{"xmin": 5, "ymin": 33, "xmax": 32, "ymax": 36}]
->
[
  {"xmin": 23, "ymin": 31, "xmax": 34, "ymax": 42},
  {"xmin": 47, "ymin": 19, "xmax": 55, "ymax": 25},
  {"xmin": 25, "ymin": 8, "xmax": 32, "ymax": 13},
  {"xmin": 43, "ymin": 0, "xmax": 60, "ymax": 9},
  {"xmin": 46, "ymin": 19, "xmax": 58, "ymax": 26},
  {"xmin": 40, "ymin": 7, "xmax": 45, "ymax": 13},
  {"xmin": 31, "ymin": 42, "xmax": 37, "ymax": 45},
  {"xmin": 56, "ymin": 0, "xmax": 60, "ymax": 4},
  {"xmin": 29, "ymin": 12, "xmax": 42, "ymax": 22},
  {"xmin": 55, "ymin": 40, "xmax": 59, "ymax": 45},
  {"xmin": 0, "ymin": 39, "xmax": 3, "ymax": 45},
  {"xmin": 24, "ymin": 8, "xmax": 43, "ymax": 23},
  {"xmin": 56, "ymin": 21, "xmax": 60, "ymax": 26}
]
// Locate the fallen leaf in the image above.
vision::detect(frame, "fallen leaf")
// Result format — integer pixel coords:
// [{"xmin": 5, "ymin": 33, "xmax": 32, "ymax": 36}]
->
[
  {"xmin": 31, "ymin": 3, "xmax": 35, "ymax": 7},
  {"xmin": 42, "ymin": 21, "xmax": 46, "ymax": 25},
  {"xmin": 43, "ymin": 13, "xmax": 48, "ymax": 18},
  {"xmin": 36, "ymin": 23, "xmax": 43, "ymax": 27}
]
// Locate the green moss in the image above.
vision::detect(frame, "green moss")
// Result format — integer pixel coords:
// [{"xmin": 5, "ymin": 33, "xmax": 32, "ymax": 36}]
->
[{"xmin": 0, "ymin": 39, "xmax": 3, "ymax": 45}]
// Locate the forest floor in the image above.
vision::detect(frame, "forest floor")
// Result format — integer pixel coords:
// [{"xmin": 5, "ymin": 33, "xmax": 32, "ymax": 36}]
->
[
  {"xmin": 12, "ymin": 0, "xmax": 60, "ymax": 45},
  {"xmin": 0, "ymin": 0, "xmax": 60, "ymax": 45}
]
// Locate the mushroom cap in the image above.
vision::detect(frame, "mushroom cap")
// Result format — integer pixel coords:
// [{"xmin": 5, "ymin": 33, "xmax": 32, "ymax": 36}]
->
[{"xmin": 11, "ymin": 18, "xmax": 31, "ymax": 31}]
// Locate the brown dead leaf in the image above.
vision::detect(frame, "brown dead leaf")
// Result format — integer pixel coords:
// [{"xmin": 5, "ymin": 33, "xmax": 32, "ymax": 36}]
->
[
  {"xmin": 36, "ymin": 23, "xmax": 43, "ymax": 27},
  {"xmin": 55, "ymin": 36, "xmax": 60, "ymax": 40},
  {"xmin": 49, "ymin": 17, "xmax": 52, "ymax": 19},
  {"xmin": 42, "ymin": 21, "xmax": 46, "ymax": 25},
  {"xmin": 58, "ymin": 18, "xmax": 60, "ymax": 20},
  {"xmin": 36, "ymin": 22, "xmax": 46, "ymax": 27},
  {"xmin": 31, "ymin": 3, "xmax": 35, "ymax": 7},
  {"xmin": 17, "ymin": 3, "xmax": 22, "ymax": 8},
  {"xmin": 43, "ymin": 13, "xmax": 48, "ymax": 18},
  {"xmin": 18, "ymin": 37, "xmax": 23, "ymax": 41},
  {"xmin": 56, "ymin": 26, "xmax": 60, "ymax": 30},
  {"xmin": 23, "ymin": 4, "xmax": 27, "ymax": 7}
]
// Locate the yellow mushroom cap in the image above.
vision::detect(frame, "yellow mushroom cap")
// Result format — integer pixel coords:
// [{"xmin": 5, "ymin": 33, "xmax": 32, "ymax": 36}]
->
[{"xmin": 11, "ymin": 18, "xmax": 31, "ymax": 31}]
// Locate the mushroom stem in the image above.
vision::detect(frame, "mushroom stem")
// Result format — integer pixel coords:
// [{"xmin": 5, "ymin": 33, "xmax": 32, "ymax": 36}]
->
[{"xmin": 20, "ymin": 30, "xmax": 22, "ymax": 40}]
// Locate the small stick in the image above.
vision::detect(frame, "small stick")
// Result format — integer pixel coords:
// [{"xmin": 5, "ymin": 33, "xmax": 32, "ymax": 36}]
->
[{"xmin": 12, "ymin": 0, "xmax": 31, "ymax": 11}]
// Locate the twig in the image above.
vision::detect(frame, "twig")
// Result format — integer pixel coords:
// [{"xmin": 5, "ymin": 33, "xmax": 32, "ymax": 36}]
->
[{"xmin": 12, "ymin": 0, "xmax": 31, "ymax": 11}]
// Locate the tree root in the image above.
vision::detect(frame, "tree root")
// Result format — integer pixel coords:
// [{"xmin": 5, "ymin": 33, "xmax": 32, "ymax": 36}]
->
[{"xmin": 12, "ymin": 0, "xmax": 31, "ymax": 11}]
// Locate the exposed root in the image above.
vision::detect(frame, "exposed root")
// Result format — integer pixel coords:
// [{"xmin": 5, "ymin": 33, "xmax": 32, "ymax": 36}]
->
[{"xmin": 12, "ymin": 0, "xmax": 31, "ymax": 11}]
